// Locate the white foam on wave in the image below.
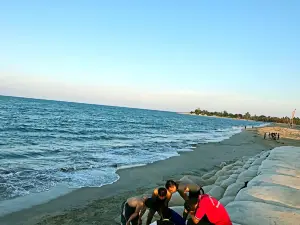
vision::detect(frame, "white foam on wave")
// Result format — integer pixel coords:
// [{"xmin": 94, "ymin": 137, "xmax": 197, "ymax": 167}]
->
[
  {"xmin": 80, "ymin": 122, "xmax": 266, "ymax": 190},
  {"xmin": 114, "ymin": 151, "xmax": 181, "ymax": 172},
  {"xmin": 58, "ymin": 168, "xmax": 120, "ymax": 188},
  {"xmin": 61, "ymin": 124, "xmax": 266, "ymax": 192},
  {"xmin": 116, "ymin": 163, "xmax": 147, "ymax": 171},
  {"xmin": 0, "ymin": 167, "xmax": 122, "ymax": 217},
  {"xmin": 255, "ymin": 123, "xmax": 271, "ymax": 128},
  {"xmin": 177, "ymin": 148, "xmax": 194, "ymax": 152},
  {"xmin": 0, "ymin": 121, "xmax": 267, "ymax": 213},
  {"xmin": 205, "ymin": 126, "xmax": 243, "ymax": 143},
  {"xmin": 102, "ymin": 125, "xmax": 253, "ymax": 182},
  {"xmin": 104, "ymin": 124, "xmax": 259, "ymax": 181},
  {"xmin": 0, "ymin": 183, "xmax": 73, "ymax": 217}
]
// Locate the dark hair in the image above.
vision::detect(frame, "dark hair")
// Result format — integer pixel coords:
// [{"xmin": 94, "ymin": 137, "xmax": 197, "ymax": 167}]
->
[
  {"xmin": 165, "ymin": 180, "xmax": 177, "ymax": 189},
  {"xmin": 158, "ymin": 187, "xmax": 167, "ymax": 197},
  {"xmin": 200, "ymin": 187, "xmax": 205, "ymax": 195},
  {"xmin": 184, "ymin": 199, "xmax": 198, "ymax": 212}
]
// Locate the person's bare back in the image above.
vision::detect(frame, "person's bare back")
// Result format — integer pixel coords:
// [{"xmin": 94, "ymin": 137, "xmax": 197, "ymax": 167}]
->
[
  {"xmin": 121, "ymin": 196, "xmax": 148, "ymax": 225},
  {"xmin": 127, "ymin": 196, "xmax": 145, "ymax": 208}
]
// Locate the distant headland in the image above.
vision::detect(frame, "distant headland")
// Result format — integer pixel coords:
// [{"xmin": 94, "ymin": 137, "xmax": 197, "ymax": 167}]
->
[{"xmin": 181, "ymin": 108, "xmax": 300, "ymax": 125}]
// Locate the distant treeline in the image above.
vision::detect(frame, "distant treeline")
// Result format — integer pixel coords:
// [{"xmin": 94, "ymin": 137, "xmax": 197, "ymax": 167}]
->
[{"xmin": 190, "ymin": 108, "xmax": 300, "ymax": 125}]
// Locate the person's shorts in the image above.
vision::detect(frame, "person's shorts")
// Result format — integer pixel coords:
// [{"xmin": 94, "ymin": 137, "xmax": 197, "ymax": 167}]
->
[{"xmin": 145, "ymin": 198, "xmax": 167, "ymax": 212}]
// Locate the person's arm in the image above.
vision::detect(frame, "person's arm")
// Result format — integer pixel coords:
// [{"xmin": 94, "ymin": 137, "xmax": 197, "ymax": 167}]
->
[
  {"xmin": 126, "ymin": 205, "xmax": 143, "ymax": 225},
  {"xmin": 164, "ymin": 191, "xmax": 172, "ymax": 207},
  {"xmin": 192, "ymin": 200, "xmax": 206, "ymax": 224},
  {"xmin": 152, "ymin": 188, "xmax": 158, "ymax": 199},
  {"xmin": 191, "ymin": 214, "xmax": 200, "ymax": 224},
  {"xmin": 182, "ymin": 208, "xmax": 189, "ymax": 221}
]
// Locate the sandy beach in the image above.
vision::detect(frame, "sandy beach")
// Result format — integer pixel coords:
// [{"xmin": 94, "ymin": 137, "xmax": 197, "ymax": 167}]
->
[
  {"xmin": 2, "ymin": 0, "xmax": 299, "ymax": 224},
  {"xmin": 1, "ymin": 126, "xmax": 300, "ymax": 225}
]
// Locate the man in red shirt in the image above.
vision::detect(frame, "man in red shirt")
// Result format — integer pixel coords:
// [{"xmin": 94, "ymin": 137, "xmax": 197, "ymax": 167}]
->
[{"xmin": 185, "ymin": 194, "xmax": 232, "ymax": 225}]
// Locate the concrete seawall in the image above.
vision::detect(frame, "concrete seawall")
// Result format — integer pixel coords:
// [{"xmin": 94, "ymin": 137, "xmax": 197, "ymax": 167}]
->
[{"xmin": 142, "ymin": 146, "xmax": 300, "ymax": 225}]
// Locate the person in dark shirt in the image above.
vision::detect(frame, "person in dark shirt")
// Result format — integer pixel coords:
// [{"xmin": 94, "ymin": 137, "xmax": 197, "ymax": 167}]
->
[
  {"xmin": 165, "ymin": 180, "xmax": 204, "ymax": 220},
  {"xmin": 144, "ymin": 187, "xmax": 172, "ymax": 225}
]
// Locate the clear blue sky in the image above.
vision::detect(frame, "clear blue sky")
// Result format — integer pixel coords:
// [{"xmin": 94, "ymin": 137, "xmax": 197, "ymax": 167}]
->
[{"xmin": 0, "ymin": 1, "xmax": 299, "ymax": 116}]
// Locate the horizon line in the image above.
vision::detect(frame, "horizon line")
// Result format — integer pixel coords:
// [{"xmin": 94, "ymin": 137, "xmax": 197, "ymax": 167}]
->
[
  {"xmin": 0, "ymin": 94, "xmax": 295, "ymax": 119},
  {"xmin": 0, "ymin": 94, "xmax": 178, "ymax": 113}
]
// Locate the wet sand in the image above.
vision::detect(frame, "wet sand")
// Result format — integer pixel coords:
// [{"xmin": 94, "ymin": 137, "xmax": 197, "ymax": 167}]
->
[{"xmin": 1, "ymin": 128, "xmax": 300, "ymax": 225}]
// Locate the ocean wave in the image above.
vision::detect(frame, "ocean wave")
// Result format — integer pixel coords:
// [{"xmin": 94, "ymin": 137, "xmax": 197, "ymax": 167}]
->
[
  {"xmin": 177, "ymin": 148, "xmax": 194, "ymax": 152},
  {"xmin": 116, "ymin": 163, "xmax": 147, "ymax": 171},
  {"xmin": 57, "ymin": 168, "xmax": 120, "ymax": 188},
  {"xmin": 255, "ymin": 123, "xmax": 270, "ymax": 127},
  {"xmin": 0, "ymin": 151, "xmax": 29, "ymax": 160},
  {"xmin": 0, "ymin": 97, "xmax": 267, "ymax": 202}
]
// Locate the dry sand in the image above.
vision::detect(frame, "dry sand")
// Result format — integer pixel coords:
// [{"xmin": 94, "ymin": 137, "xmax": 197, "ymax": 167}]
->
[
  {"xmin": 257, "ymin": 125, "xmax": 300, "ymax": 140},
  {"xmin": 1, "ymin": 128, "xmax": 300, "ymax": 225}
]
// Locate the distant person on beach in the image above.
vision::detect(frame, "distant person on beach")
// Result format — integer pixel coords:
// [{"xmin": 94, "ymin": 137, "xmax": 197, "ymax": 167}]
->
[
  {"xmin": 264, "ymin": 133, "xmax": 266, "ymax": 139},
  {"xmin": 145, "ymin": 187, "xmax": 172, "ymax": 225},
  {"xmin": 278, "ymin": 133, "xmax": 280, "ymax": 140},
  {"xmin": 185, "ymin": 194, "xmax": 232, "ymax": 225},
  {"xmin": 165, "ymin": 180, "xmax": 204, "ymax": 220},
  {"xmin": 121, "ymin": 196, "xmax": 148, "ymax": 225}
]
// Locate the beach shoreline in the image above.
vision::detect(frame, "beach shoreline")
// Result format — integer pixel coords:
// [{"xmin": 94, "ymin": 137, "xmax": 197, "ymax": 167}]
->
[
  {"xmin": 1, "ymin": 127, "xmax": 300, "ymax": 225},
  {"xmin": 0, "ymin": 124, "xmax": 250, "ymax": 218}
]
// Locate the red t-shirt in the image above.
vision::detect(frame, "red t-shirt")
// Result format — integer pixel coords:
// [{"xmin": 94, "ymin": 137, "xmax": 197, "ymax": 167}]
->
[{"xmin": 194, "ymin": 194, "xmax": 232, "ymax": 225}]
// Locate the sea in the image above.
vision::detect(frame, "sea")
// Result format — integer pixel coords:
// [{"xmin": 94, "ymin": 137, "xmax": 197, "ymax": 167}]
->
[{"xmin": 0, "ymin": 95, "xmax": 266, "ymax": 204}]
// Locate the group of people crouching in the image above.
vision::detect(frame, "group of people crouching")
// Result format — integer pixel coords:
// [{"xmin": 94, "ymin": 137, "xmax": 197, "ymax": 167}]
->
[{"xmin": 121, "ymin": 180, "xmax": 232, "ymax": 225}]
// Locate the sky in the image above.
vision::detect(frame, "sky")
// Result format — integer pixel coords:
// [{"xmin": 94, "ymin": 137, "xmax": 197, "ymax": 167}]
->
[{"xmin": 0, "ymin": 0, "xmax": 299, "ymax": 117}]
